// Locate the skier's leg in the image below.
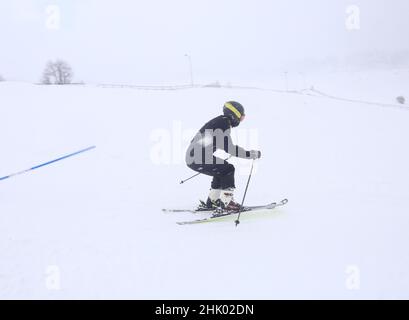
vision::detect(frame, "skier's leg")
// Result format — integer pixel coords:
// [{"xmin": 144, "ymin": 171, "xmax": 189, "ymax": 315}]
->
[
  {"xmin": 216, "ymin": 163, "xmax": 242, "ymax": 211},
  {"xmin": 211, "ymin": 175, "xmax": 221, "ymax": 189},
  {"xmin": 201, "ymin": 159, "xmax": 238, "ymax": 209},
  {"xmin": 204, "ymin": 175, "xmax": 222, "ymax": 207},
  {"xmin": 192, "ymin": 160, "xmax": 238, "ymax": 210},
  {"xmin": 210, "ymin": 161, "xmax": 235, "ymax": 189},
  {"xmin": 219, "ymin": 165, "xmax": 235, "ymax": 189}
]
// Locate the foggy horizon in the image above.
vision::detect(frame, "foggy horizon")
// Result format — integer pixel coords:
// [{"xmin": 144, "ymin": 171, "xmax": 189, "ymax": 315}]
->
[{"xmin": 1, "ymin": 0, "xmax": 409, "ymax": 84}]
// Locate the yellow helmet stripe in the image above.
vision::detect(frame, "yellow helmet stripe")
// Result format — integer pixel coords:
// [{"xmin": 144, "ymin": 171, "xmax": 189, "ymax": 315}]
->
[{"xmin": 225, "ymin": 102, "xmax": 242, "ymax": 119}]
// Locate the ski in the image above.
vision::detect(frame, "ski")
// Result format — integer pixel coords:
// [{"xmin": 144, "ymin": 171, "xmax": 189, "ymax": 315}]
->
[
  {"xmin": 176, "ymin": 199, "xmax": 288, "ymax": 225},
  {"xmin": 162, "ymin": 200, "xmax": 287, "ymax": 214},
  {"xmin": 162, "ymin": 208, "xmax": 202, "ymax": 214}
]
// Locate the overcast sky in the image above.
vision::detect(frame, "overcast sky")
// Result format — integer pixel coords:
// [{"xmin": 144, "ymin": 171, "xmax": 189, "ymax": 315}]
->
[{"xmin": 0, "ymin": 0, "xmax": 408, "ymax": 84}]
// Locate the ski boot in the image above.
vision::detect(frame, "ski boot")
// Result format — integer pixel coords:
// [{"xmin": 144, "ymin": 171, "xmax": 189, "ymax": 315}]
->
[
  {"xmin": 217, "ymin": 188, "xmax": 243, "ymax": 212},
  {"xmin": 197, "ymin": 189, "xmax": 221, "ymax": 211}
]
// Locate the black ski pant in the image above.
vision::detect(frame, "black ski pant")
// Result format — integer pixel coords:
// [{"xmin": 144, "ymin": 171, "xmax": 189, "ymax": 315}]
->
[{"xmin": 187, "ymin": 157, "xmax": 235, "ymax": 189}]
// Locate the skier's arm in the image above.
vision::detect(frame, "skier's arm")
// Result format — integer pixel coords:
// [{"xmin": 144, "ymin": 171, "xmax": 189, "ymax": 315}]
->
[
  {"xmin": 214, "ymin": 118, "xmax": 261, "ymax": 159},
  {"xmin": 224, "ymin": 134, "xmax": 254, "ymax": 159}
]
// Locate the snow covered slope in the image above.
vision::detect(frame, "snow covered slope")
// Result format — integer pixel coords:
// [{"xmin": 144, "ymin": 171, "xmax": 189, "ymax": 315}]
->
[{"xmin": 1, "ymin": 70, "xmax": 409, "ymax": 299}]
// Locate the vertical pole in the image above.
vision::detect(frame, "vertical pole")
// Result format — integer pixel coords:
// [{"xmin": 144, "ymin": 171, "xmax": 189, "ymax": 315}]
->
[
  {"xmin": 235, "ymin": 159, "xmax": 255, "ymax": 227},
  {"xmin": 185, "ymin": 54, "xmax": 194, "ymax": 87}
]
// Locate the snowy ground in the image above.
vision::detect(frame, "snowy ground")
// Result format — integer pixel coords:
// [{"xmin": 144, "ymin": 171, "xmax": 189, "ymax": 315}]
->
[{"xmin": 1, "ymin": 69, "xmax": 409, "ymax": 299}]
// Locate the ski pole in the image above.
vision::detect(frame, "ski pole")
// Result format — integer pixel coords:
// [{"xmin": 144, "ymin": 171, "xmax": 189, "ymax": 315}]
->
[
  {"xmin": 180, "ymin": 155, "xmax": 233, "ymax": 185},
  {"xmin": 180, "ymin": 172, "xmax": 201, "ymax": 184},
  {"xmin": 0, "ymin": 146, "xmax": 96, "ymax": 182},
  {"xmin": 235, "ymin": 159, "xmax": 255, "ymax": 227}
]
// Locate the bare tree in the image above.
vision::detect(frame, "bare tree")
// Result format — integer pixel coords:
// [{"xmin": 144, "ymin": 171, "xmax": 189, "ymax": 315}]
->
[{"xmin": 42, "ymin": 60, "xmax": 73, "ymax": 85}]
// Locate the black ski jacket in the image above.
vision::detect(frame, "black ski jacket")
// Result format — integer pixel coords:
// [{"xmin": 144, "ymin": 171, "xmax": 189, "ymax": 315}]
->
[{"xmin": 186, "ymin": 115, "xmax": 252, "ymax": 165}]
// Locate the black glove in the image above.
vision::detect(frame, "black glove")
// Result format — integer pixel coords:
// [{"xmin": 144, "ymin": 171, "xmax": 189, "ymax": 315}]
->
[{"xmin": 249, "ymin": 150, "xmax": 261, "ymax": 160}]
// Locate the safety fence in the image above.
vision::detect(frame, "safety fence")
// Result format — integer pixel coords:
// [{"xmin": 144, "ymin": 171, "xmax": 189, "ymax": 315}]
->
[{"xmin": 97, "ymin": 82, "xmax": 408, "ymax": 111}]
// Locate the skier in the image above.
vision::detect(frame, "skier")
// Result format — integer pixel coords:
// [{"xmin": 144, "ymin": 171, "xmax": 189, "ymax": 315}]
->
[{"xmin": 185, "ymin": 101, "xmax": 261, "ymax": 211}]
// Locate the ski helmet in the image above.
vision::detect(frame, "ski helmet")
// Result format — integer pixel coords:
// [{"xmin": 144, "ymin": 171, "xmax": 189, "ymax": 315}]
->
[{"xmin": 223, "ymin": 101, "xmax": 245, "ymax": 127}]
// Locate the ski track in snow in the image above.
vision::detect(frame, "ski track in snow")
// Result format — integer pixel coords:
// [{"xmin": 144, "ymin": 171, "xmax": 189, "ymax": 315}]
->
[{"xmin": 1, "ymin": 69, "xmax": 409, "ymax": 299}]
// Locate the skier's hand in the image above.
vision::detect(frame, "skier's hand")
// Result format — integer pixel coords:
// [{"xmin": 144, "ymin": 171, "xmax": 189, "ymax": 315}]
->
[{"xmin": 249, "ymin": 150, "xmax": 261, "ymax": 160}]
